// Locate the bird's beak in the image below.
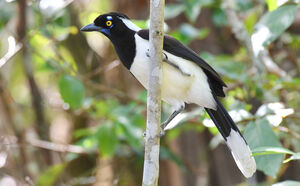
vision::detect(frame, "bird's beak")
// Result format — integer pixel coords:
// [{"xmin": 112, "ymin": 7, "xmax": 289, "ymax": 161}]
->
[{"xmin": 80, "ymin": 23, "xmax": 102, "ymax": 32}]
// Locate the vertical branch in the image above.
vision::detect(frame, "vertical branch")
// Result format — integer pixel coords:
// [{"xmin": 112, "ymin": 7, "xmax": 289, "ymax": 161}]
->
[
  {"xmin": 17, "ymin": 0, "xmax": 51, "ymax": 167},
  {"xmin": 17, "ymin": 0, "xmax": 49, "ymax": 141},
  {"xmin": 142, "ymin": 0, "xmax": 165, "ymax": 185}
]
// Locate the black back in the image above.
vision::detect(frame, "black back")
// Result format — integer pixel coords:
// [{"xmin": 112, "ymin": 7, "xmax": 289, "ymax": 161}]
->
[{"xmin": 137, "ymin": 29, "xmax": 226, "ymax": 97}]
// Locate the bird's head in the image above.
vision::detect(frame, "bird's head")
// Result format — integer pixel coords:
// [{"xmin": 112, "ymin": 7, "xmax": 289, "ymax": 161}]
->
[{"xmin": 80, "ymin": 12, "xmax": 140, "ymax": 39}]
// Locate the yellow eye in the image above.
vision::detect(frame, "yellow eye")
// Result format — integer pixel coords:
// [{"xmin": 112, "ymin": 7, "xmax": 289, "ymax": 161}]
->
[{"xmin": 106, "ymin": 20, "xmax": 112, "ymax": 27}]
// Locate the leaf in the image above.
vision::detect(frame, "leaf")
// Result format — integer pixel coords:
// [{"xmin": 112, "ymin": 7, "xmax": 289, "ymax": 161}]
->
[
  {"xmin": 36, "ymin": 163, "xmax": 66, "ymax": 186},
  {"xmin": 59, "ymin": 74, "xmax": 84, "ymax": 109},
  {"xmin": 181, "ymin": 0, "xmax": 213, "ymax": 22},
  {"xmin": 244, "ymin": 11, "xmax": 258, "ymax": 34},
  {"xmin": 266, "ymin": 0, "xmax": 278, "ymax": 11},
  {"xmin": 236, "ymin": 0, "xmax": 253, "ymax": 11},
  {"xmin": 165, "ymin": 4, "xmax": 185, "ymax": 20},
  {"xmin": 212, "ymin": 8, "xmax": 228, "ymax": 27},
  {"xmin": 132, "ymin": 20, "xmax": 148, "ymax": 29},
  {"xmin": 244, "ymin": 119, "xmax": 284, "ymax": 177},
  {"xmin": 97, "ymin": 123, "xmax": 119, "ymax": 157},
  {"xmin": 252, "ymin": 146, "xmax": 294, "ymax": 156},
  {"xmin": 272, "ymin": 180, "xmax": 300, "ymax": 186},
  {"xmin": 170, "ymin": 24, "xmax": 209, "ymax": 45},
  {"xmin": 251, "ymin": 4, "xmax": 298, "ymax": 55},
  {"xmin": 283, "ymin": 152, "xmax": 300, "ymax": 163},
  {"xmin": 200, "ymin": 53, "xmax": 246, "ymax": 81}
]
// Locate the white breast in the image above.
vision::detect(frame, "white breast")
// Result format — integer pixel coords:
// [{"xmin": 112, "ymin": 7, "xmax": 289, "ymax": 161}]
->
[{"xmin": 130, "ymin": 35, "xmax": 216, "ymax": 109}]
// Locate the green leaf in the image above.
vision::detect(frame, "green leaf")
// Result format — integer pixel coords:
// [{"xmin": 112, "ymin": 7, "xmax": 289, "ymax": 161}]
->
[
  {"xmin": 184, "ymin": 5, "xmax": 201, "ymax": 23},
  {"xmin": 253, "ymin": 4, "xmax": 298, "ymax": 46},
  {"xmin": 0, "ymin": 1, "xmax": 14, "ymax": 30},
  {"xmin": 236, "ymin": 0, "xmax": 253, "ymax": 11},
  {"xmin": 181, "ymin": 0, "xmax": 213, "ymax": 22},
  {"xmin": 59, "ymin": 74, "xmax": 84, "ymax": 109},
  {"xmin": 36, "ymin": 163, "xmax": 66, "ymax": 186},
  {"xmin": 97, "ymin": 123, "xmax": 119, "ymax": 157},
  {"xmin": 252, "ymin": 146, "xmax": 294, "ymax": 156},
  {"xmin": 272, "ymin": 180, "xmax": 300, "ymax": 186},
  {"xmin": 132, "ymin": 20, "xmax": 148, "ymax": 29},
  {"xmin": 165, "ymin": 4, "xmax": 185, "ymax": 20},
  {"xmin": 244, "ymin": 119, "xmax": 283, "ymax": 177},
  {"xmin": 200, "ymin": 53, "xmax": 246, "ymax": 81},
  {"xmin": 170, "ymin": 24, "xmax": 209, "ymax": 45},
  {"xmin": 245, "ymin": 11, "xmax": 258, "ymax": 34},
  {"xmin": 266, "ymin": 0, "xmax": 278, "ymax": 11},
  {"xmin": 283, "ymin": 152, "xmax": 300, "ymax": 163},
  {"xmin": 212, "ymin": 8, "xmax": 228, "ymax": 27}
]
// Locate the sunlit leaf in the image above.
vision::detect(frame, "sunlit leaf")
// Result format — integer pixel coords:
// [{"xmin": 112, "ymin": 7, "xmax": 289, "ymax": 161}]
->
[
  {"xmin": 244, "ymin": 11, "xmax": 258, "ymax": 34},
  {"xmin": 132, "ymin": 20, "xmax": 148, "ymax": 29},
  {"xmin": 244, "ymin": 119, "xmax": 283, "ymax": 177},
  {"xmin": 256, "ymin": 102, "xmax": 294, "ymax": 126},
  {"xmin": 266, "ymin": 0, "xmax": 278, "ymax": 11},
  {"xmin": 36, "ymin": 163, "xmax": 66, "ymax": 186},
  {"xmin": 59, "ymin": 74, "xmax": 85, "ymax": 109},
  {"xmin": 251, "ymin": 4, "xmax": 298, "ymax": 56},
  {"xmin": 252, "ymin": 146, "xmax": 294, "ymax": 156},
  {"xmin": 283, "ymin": 152, "xmax": 300, "ymax": 163},
  {"xmin": 39, "ymin": 0, "xmax": 66, "ymax": 17}
]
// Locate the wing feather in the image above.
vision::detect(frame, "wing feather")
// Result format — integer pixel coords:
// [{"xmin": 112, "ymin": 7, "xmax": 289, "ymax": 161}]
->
[{"xmin": 137, "ymin": 29, "xmax": 226, "ymax": 97}]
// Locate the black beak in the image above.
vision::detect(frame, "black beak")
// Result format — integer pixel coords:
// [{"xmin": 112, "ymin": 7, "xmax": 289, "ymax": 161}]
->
[{"xmin": 80, "ymin": 23, "xmax": 102, "ymax": 32}]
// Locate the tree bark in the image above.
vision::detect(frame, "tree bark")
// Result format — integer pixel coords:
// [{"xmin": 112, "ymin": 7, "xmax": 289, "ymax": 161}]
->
[{"xmin": 142, "ymin": 0, "xmax": 165, "ymax": 185}]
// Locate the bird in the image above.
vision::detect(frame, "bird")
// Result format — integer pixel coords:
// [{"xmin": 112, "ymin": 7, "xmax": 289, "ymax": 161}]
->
[{"xmin": 80, "ymin": 12, "xmax": 256, "ymax": 178}]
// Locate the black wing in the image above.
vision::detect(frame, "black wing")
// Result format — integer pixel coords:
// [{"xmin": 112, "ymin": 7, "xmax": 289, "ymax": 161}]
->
[{"xmin": 137, "ymin": 29, "xmax": 226, "ymax": 97}]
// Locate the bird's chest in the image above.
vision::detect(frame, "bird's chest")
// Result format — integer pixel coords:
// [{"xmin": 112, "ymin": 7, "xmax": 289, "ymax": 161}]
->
[
  {"xmin": 129, "ymin": 48, "xmax": 151, "ymax": 89},
  {"xmin": 129, "ymin": 36, "xmax": 151, "ymax": 88},
  {"xmin": 129, "ymin": 46, "xmax": 193, "ymax": 102}
]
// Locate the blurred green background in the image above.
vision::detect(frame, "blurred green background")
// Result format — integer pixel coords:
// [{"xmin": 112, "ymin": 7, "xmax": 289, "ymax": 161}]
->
[{"xmin": 0, "ymin": 0, "xmax": 300, "ymax": 185}]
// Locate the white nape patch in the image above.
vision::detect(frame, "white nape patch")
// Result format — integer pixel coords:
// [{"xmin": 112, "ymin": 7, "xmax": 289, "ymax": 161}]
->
[
  {"xmin": 120, "ymin": 18, "xmax": 141, "ymax": 32},
  {"xmin": 226, "ymin": 130, "xmax": 256, "ymax": 178}
]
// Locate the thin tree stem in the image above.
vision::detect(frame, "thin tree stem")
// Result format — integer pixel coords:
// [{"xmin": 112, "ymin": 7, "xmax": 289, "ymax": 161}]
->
[{"xmin": 142, "ymin": 0, "xmax": 165, "ymax": 185}]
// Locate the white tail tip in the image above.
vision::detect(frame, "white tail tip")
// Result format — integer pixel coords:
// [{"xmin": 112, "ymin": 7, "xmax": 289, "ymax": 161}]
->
[{"xmin": 226, "ymin": 130, "xmax": 256, "ymax": 178}]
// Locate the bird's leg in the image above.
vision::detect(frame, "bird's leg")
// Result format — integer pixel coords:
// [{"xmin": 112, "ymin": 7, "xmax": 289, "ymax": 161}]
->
[{"xmin": 160, "ymin": 104, "xmax": 185, "ymax": 136}]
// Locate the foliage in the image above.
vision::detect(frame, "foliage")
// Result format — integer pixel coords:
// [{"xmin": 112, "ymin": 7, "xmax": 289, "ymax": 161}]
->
[{"xmin": 0, "ymin": 0, "xmax": 300, "ymax": 185}]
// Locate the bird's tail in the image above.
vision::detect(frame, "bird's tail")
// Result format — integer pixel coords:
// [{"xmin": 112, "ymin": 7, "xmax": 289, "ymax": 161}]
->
[{"xmin": 205, "ymin": 98, "xmax": 256, "ymax": 178}]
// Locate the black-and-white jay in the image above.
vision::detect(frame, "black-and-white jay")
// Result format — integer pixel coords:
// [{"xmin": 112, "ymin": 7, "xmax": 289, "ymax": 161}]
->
[{"xmin": 80, "ymin": 12, "xmax": 256, "ymax": 178}]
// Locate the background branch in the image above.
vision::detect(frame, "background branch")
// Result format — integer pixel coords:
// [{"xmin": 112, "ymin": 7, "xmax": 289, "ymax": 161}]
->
[{"xmin": 222, "ymin": 0, "xmax": 287, "ymax": 77}]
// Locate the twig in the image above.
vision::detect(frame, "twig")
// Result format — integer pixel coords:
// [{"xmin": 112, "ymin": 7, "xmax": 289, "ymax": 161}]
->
[
  {"xmin": 142, "ymin": 0, "xmax": 165, "ymax": 185},
  {"xmin": 278, "ymin": 126, "xmax": 300, "ymax": 139},
  {"xmin": 0, "ymin": 37, "xmax": 23, "ymax": 69},
  {"xmin": 85, "ymin": 60, "xmax": 120, "ymax": 79},
  {"xmin": 27, "ymin": 138, "xmax": 92, "ymax": 154}
]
